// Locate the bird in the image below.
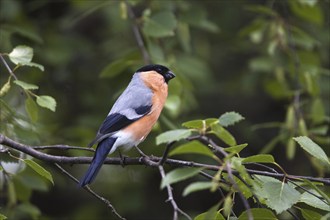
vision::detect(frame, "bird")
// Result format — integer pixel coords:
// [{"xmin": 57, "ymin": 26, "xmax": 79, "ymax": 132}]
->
[{"xmin": 79, "ymin": 64, "xmax": 175, "ymax": 186}]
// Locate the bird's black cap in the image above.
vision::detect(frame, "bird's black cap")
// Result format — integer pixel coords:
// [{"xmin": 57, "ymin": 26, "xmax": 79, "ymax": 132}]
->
[{"xmin": 136, "ymin": 64, "xmax": 175, "ymax": 83}]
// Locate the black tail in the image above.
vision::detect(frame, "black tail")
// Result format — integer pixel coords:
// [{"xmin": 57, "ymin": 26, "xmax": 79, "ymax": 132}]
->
[{"xmin": 79, "ymin": 137, "xmax": 116, "ymax": 187}]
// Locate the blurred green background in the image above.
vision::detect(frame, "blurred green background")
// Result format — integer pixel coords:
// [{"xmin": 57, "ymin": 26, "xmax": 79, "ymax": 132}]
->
[{"xmin": 0, "ymin": 0, "xmax": 329, "ymax": 219}]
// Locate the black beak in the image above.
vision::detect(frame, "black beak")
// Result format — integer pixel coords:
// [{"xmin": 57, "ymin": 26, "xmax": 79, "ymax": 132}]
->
[{"xmin": 164, "ymin": 71, "xmax": 175, "ymax": 83}]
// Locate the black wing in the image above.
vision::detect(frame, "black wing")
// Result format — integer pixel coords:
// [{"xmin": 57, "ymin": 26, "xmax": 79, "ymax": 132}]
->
[{"xmin": 88, "ymin": 105, "xmax": 152, "ymax": 147}]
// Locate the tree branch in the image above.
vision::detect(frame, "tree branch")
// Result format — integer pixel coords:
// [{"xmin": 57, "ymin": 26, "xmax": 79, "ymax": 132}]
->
[
  {"xmin": 124, "ymin": 0, "xmax": 151, "ymax": 64},
  {"xmin": 0, "ymin": 134, "xmax": 329, "ymax": 185},
  {"xmin": 158, "ymin": 165, "xmax": 192, "ymax": 220},
  {"xmin": 0, "ymin": 54, "xmax": 18, "ymax": 80}
]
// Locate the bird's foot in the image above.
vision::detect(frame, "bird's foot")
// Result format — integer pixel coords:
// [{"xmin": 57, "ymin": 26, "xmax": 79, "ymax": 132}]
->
[{"xmin": 118, "ymin": 150, "xmax": 128, "ymax": 167}]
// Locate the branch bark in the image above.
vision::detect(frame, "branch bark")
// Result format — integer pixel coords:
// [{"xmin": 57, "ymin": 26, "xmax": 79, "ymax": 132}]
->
[{"xmin": 0, "ymin": 134, "xmax": 329, "ymax": 185}]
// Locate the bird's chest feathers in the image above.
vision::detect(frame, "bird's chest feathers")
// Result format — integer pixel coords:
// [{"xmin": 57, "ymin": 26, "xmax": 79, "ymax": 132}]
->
[{"xmin": 124, "ymin": 72, "xmax": 168, "ymax": 142}]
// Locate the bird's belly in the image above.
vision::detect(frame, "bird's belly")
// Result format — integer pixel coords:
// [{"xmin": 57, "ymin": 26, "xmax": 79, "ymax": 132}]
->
[{"xmin": 110, "ymin": 131, "xmax": 140, "ymax": 154}]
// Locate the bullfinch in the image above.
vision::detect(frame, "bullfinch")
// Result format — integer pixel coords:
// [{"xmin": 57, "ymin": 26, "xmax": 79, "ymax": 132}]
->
[{"xmin": 79, "ymin": 64, "xmax": 175, "ymax": 186}]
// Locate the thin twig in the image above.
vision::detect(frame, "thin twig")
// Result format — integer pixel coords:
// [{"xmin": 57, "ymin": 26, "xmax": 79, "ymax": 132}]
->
[
  {"xmin": 0, "ymin": 134, "xmax": 329, "ymax": 185},
  {"xmin": 124, "ymin": 0, "xmax": 151, "ymax": 64},
  {"xmin": 54, "ymin": 163, "xmax": 125, "ymax": 220},
  {"xmin": 200, "ymin": 135, "xmax": 252, "ymax": 220},
  {"xmin": 159, "ymin": 141, "xmax": 175, "ymax": 165},
  {"xmin": 225, "ymin": 161, "xmax": 253, "ymax": 220},
  {"xmin": 0, "ymin": 54, "xmax": 18, "ymax": 80},
  {"xmin": 158, "ymin": 165, "xmax": 192, "ymax": 220}
]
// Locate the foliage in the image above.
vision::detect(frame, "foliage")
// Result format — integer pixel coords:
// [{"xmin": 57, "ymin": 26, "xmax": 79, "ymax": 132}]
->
[{"xmin": 0, "ymin": 0, "xmax": 329, "ymax": 220}]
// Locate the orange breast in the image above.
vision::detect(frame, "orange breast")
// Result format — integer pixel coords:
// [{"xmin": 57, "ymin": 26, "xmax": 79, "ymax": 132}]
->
[{"xmin": 123, "ymin": 71, "xmax": 168, "ymax": 143}]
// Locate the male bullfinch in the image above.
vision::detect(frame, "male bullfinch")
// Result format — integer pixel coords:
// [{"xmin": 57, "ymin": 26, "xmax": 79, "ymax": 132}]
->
[{"xmin": 79, "ymin": 64, "xmax": 175, "ymax": 186}]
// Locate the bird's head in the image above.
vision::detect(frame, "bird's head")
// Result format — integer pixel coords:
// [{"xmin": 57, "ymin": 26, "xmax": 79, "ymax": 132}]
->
[{"xmin": 136, "ymin": 64, "xmax": 175, "ymax": 83}]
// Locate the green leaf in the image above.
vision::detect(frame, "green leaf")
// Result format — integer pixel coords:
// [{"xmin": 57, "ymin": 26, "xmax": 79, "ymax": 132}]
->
[
  {"xmin": 0, "ymin": 80, "xmax": 11, "ymax": 97},
  {"xmin": 238, "ymin": 208, "xmax": 277, "ymax": 220},
  {"xmin": 183, "ymin": 181, "xmax": 213, "ymax": 197},
  {"xmin": 222, "ymin": 195, "xmax": 232, "ymax": 217},
  {"xmin": 194, "ymin": 203, "xmax": 223, "ymax": 220},
  {"xmin": 211, "ymin": 123, "xmax": 236, "ymax": 146},
  {"xmin": 169, "ymin": 140, "xmax": 214, "ymax": 158},
  {"xmin": 143, "ymin": 11, "xmax": 177, "ymax": 38},
  {"xmin": 253, "ymin": 176, "xmax": 301, "ymax": 214},
  {"xmin": 293, "ymin": 136, "xmax": 329, "ymax": 165},
  {"xmin": 9, "ymin": 45, "xmax": 33, "ymax": 64},
  {"xmin": 161, "ymin": 168, "xmax": 202, "ymax": 189},
  {"xmin": 194, "ymin": 212, "xmax": 224, "ymax": 220},
  {"xmin": 23, "ymin": 159, "xmax": 54, "ymax": 185},
  {"xmin": 311, "ymin": 98, "xmax": 325, "ymax": 124},
  {"xmin": 36, "ymin": 95, "xmax": 57, "ymax": 112},
  {"xmin": 182, "ymin": 118, "xmax": 218, "ymax": 129},
  {"xmin": 25, "ymin": 97, "xmax": 38, "ymax": 122},
  {"xmin": 289, "ymin": 1, "xmax": 323, "ymax": 25},
  {"xmin": 156, "ymin": 129, "xmax": 191, "ymax": 145},
  {"xmin": 22, "ymin": 61, "xmax": 44, "ymax": 71},
  {"xmin": 299, "ymin": 190, "xmax": 330, "ymax": 211},
  {"xmin": 13, "ymin": 80, "xmax": 39, "ymax": 90},
  {"xmin": 0, "ymin": 213, "xmax": 7, "ymax": 220},
  {"xmin": 286, "ymin": 139, "xmax": 296, "ymax": 160},
  {"xmin": 302, "ymin": 179, "xmax": 330, "ymax": 205},
  {"xmin": 219, "ymin": 112, "xmax": 245, "ymax": 127},
  {"xmin": 231, "ymin": 175, "xmax": 253, "ymax": 198},
  {"xmin": 224, "ymin": 143, "xmax": 248, "ymax": 154},
  {"xmin": 231, "ymin": 157, "xmax": 254, "ymax": 186},
  {"xmin": 242, "ymin": 154, "xmax": 275, "ymax": 164},
  {"xmin": 299, "ymin": 208, "xmax": 322, "ymax": 220}
]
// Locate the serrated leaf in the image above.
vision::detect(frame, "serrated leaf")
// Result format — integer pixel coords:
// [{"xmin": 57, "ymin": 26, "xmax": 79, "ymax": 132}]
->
[
  {"xmin": 224, "ymin": 143, "xmax": 248, "ymax": 154},
  {"xmin": 242, "ymin": 154, "xmax": 275, "ymax": 164},
  {"xmin": 182, "ymin": 118, "xmax": 218, "ymax": 129},
  {"xmin": 156, "ymin": 129, "xmax": 191, "ymax": 145},
  {"xmin": 183, "ymin": 181, "xmax": 213, "ymax": 197},
  {"xmin": 14, "ymin": 80, "xmax": 39, "ymax": 90},
  {"xmin": 219, "ymin": 112, "xmax": 245, "ymax": 127},
  {"xmin": 253, "ymin": 177, "xmax": 301, "ymax": 214},
  {"xmin": 161, "ymin": 167, "xmax": 202, "ymax": 189},
  {"xmin": 293, "ymin": 136, "xmax": 329, "ymax": 165},
  {"xmin": 169, "ymin": 140, "xmax": 214, "ymax": 158},
  {"xmin": 22, "ymin": 62, "xmax": 44, "ymax": 71},
  {"xmin": 36, "ymin": 95, "xmax": 56, "ymax": 112},
  {"xmin": 23, "ymin": 159, "xmax": 54, "ymax": 185},
  {"xmin": 25, "ymin": 97, "xmax": 38, "ymax": 122},
  {"xmin": 9, "ymin": 45, "xmax": 33, "ymax": 64},
  {"xmin": 299, "ymin": 190, "xmax": 330, "ymax": 211},
  {"xmin": 211, "ymin": 123, "xmax": 236, "ymax": 146},
  {"xmin": 238, "ymin": 208, "xmax": 277, "ymax": 220},
  {"xmin": 143, "ymin": 11, "xmax": 177, "ymax": 38}
]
